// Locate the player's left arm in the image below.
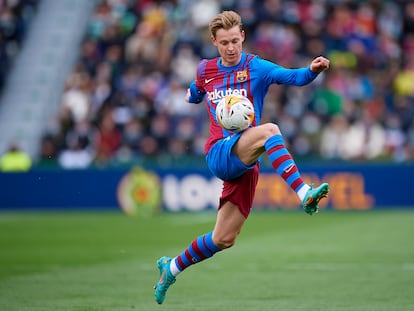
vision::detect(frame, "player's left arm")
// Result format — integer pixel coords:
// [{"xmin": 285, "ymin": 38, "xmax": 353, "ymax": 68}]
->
[{"xmin": 264, "ymin": 56, "xmax": 330, "ymax": 86}]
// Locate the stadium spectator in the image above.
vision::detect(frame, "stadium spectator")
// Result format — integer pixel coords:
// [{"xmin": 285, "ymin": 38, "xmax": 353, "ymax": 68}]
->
[
  {"xmin": 58, "ymin": 137, "xmax": 93, "ymax": 169},
  {"xmin": 0, "ymin": 0, "xmax": 39, "ymax": 91},
  {"xmin": 94, "ymin": 107, "xmax": 122, "ymax": 165},
  {"xmin": 0, "ymin": 143, "xmax": 32, "ymax": 172}
]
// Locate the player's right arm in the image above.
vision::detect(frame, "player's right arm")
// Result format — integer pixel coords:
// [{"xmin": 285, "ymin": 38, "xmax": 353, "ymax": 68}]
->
[
  {"xmin": 186, "ymin": 80, "xmax": 206, "ymax": 104},
  {"xmin": 186, "ymin": 60, "xmax": 208, "ymax": 104}
]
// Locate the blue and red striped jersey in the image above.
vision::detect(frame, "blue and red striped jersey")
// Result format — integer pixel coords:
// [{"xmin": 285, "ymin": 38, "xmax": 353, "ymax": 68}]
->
[{"xmin": 191, "ymin": 52, "xmax": 319, "ymax": 154}]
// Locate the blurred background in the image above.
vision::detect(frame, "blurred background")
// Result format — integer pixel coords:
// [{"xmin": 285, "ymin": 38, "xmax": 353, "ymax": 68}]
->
[{"xmin": 0, "ymin": 0, "xmax": 413, "ymax": 211}]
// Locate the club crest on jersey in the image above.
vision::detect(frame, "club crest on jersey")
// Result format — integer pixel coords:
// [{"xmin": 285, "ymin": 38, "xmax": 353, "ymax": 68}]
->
[{"xmin": 236, "ymin": 70, "xmax": 248, "ymax": 82}]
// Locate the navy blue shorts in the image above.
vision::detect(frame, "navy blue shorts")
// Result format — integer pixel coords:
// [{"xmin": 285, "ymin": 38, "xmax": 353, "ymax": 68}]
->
[{"xmin": 206, "ymin": 133, "xmax": 257, "ymax": 181}]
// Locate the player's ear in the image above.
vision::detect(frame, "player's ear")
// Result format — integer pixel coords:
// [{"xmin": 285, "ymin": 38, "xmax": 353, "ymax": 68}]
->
[
  {"xmin": 241, "ymin": 30, "xmax": 245, "ymax": 42},
  {"xmin": 211, "ymin": 35, "xmax": 217, "ymax": 46}
]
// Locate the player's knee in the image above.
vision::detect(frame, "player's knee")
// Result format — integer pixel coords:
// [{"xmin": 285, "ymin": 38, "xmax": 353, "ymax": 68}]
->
[
  {"xmin": 262, "ymin": 123, "xmax": 281, "ymax": 138},
  {"xmin": 214, "ymin": 234, "xmax": 237, "ymax": 249}
]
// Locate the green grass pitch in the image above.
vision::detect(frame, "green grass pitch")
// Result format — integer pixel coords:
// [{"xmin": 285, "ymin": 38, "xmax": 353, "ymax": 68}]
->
[{"xmin": 0, "ymin": 210, "xmax": 413, "ymax": 311}]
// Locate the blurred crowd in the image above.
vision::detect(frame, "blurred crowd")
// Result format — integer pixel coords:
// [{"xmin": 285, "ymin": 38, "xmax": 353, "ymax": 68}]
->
[
  {"xmin": 0, "ymin": 0, "xmax": 39, "ymax": 91},
  {"xmin": 15, "ymin": 0, "xmax": 414, "ymax": 168}
]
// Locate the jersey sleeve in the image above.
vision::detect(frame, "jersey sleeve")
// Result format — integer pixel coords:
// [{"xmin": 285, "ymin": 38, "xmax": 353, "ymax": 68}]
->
[
  {"xmin": 188, "ymin": 60, "xmax": 208, "ymax": 104},
  {"xmin": 195, "ymin": 59, "xmax": 208, "ymax": 91},
  {"xmin": 256, "ymin": 57, "xmax": 319, "ymax": 86}
]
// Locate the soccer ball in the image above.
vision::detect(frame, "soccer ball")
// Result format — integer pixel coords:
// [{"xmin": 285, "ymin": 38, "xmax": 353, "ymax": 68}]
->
[{"xmin": 215, "ymin": 94, "xmax": 255, "ymax": 131}]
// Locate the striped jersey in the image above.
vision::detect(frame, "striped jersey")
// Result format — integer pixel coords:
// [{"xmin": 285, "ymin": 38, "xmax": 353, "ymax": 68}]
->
[{"xmin": 191, "ymin": 52, "xmax": 319, "ymax": 154}]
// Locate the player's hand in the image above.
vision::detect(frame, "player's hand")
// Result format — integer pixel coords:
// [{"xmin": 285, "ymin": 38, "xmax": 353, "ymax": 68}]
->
[
  {"xmin": 185, "ymin": 88, "xmax": 190, "ymax": 103},
  {"xmin": 310, "ymin": 56, "xmax": 330, "ymax": 73}
]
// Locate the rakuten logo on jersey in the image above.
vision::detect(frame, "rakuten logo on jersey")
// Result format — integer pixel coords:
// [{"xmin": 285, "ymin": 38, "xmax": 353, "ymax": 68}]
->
[{"xmin": 207, "ymin": 88, "xmax": 248, "ymax": 103}]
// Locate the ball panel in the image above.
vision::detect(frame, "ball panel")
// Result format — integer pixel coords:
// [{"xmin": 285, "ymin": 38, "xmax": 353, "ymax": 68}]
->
[{"xmin": 215, "ymin": 95, "xmax": 255, "ymax": 132}]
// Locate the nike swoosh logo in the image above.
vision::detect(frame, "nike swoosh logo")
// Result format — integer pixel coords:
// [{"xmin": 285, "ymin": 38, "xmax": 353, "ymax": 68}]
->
[
  {"xmin": 205, "ymin": 78, "xmax": 215, "ymax": 84},
  {"xmin": 159, "ymin": 270, "xmax": 166, "ymax": 284},
  {"xmin": 284, "ymin": 164, "xmax": 294, "ymax": 174}
]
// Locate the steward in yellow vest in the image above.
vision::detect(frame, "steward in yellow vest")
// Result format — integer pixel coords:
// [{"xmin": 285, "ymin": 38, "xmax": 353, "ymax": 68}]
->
[{"xmin": 0, "ymin": 144, "xmax": 32, "ymax": 172}]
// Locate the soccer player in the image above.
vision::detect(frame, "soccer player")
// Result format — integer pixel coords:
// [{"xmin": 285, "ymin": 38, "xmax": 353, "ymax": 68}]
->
[{"xmin": 154, "ymin": 10, "xmax": 330, "ymax": 304}]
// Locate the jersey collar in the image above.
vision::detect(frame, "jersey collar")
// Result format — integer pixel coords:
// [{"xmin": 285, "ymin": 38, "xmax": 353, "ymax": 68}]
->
[{"xmin": 217, "ymin": 52, "xmax": 246, "ymax": 70}]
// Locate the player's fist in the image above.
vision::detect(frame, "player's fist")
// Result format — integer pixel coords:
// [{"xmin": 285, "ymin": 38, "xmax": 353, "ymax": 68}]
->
[{"xmin": 310, "ymin": 56, "xmax": 330, "ymax": 73}]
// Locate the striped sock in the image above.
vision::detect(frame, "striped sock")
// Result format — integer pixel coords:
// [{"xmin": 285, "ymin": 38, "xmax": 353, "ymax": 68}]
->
[
  {"xmin": 265, "ymin": 134, "xmax": 308, "ymax": 198},
  {"xmin": 170, "ymin": 231, "xmax": 221, "ymax": 276}
]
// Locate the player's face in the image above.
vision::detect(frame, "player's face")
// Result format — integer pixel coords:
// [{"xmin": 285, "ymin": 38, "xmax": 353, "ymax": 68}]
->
[{"xmin": 211, "ymin": 26, "xmax": 245, "ymax": 67}]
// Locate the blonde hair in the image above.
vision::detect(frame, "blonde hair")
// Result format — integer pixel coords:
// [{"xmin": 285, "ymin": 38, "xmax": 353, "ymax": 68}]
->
[{"xmin": 209, "ymin": 11, "xmax": 243, "ymax": 39}]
